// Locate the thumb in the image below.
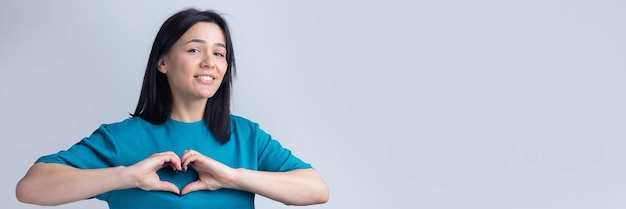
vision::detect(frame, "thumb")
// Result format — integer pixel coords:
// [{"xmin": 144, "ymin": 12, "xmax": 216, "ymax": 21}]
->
[
  {"xmin": 180, "ymin": 180, "xmax": 206, "ymax": 195},
  {"xmin": 152, "ymin": 181, "xmax": 181, "ymax": 195}
]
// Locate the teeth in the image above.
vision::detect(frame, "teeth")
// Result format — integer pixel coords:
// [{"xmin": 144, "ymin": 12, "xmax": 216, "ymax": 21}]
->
[{"xmin": 197, "ymin": 75, "xmax": 214, "ymax": 80}]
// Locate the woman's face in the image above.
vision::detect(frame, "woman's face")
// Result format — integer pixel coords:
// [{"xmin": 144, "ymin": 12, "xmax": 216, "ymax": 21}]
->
[{"xmin": 158, "ymin": 22, "xmax": 228, "ymax": 103}]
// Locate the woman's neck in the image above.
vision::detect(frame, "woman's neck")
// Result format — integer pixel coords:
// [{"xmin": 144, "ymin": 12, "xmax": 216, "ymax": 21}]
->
[{"xmin": 170, "ymin": 98, "xmax": 207, "ymax": 122}]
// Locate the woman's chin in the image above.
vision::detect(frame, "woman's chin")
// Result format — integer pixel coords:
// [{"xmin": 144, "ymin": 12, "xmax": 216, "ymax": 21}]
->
[{"xmin": 197, "ymin": 91, "xmax": 217, "ymax": 99}]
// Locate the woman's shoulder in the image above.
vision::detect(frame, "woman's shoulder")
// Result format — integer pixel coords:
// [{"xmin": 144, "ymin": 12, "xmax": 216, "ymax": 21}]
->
[
  {"xmin": 230, "ymin": 114, "xmax": 255, "ymax": 124},
  {"xmin": 99, "ymin": 117, "xmax": 153, "ymax": 133},
  {"xmin": 230, "ymin": 114, "xmax": 262, "ymax": 132}
]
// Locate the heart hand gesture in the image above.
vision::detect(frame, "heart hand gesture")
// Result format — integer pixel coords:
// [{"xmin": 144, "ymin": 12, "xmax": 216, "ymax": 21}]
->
[{"xmin": 124, "ymin": 150, "xmax": 235, "ymax": 195}]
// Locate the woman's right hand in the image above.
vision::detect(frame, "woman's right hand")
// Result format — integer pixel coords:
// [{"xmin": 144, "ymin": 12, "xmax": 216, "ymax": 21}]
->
[{"xmin": 124, "ymin": 151, "xmax": 182, "ymax": 194}]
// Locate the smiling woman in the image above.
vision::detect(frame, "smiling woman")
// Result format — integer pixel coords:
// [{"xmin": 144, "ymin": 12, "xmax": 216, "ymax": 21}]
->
[
  {"xmin": 15, "ymin": 8, "xmax": 329, "ymax": 209},
  {"xmin": 155, "ymin": 22, "xmax": 229, "ymax": 123}
]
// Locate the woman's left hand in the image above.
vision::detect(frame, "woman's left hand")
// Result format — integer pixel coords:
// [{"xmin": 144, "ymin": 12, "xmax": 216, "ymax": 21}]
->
[{"xmin": 179, "ymin": 149, "xmax": 237, "ymax": 195}]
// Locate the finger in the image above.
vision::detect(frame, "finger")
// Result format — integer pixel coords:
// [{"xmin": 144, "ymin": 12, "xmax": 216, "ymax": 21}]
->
[
  {"xmin": 180, "ymin": 180, "xmax": 207, "ymax": 195},
  {"xmin": 181, "ymin": 149, "xmax": 202, "ymax": 171},
  {"xmin": 159, "ymin": 152, "xmax": 182, "ymax": 171},
  {"xmin": 152, "ymin": 180, "xmax": 181, "ymax": 195},
  {"xmin": 180, "ymin": 149, "xmax": 199, "ymax": 159},
  {"xmin": 181, "ymin": 154, "xmax": 197, "ymax": 172}
]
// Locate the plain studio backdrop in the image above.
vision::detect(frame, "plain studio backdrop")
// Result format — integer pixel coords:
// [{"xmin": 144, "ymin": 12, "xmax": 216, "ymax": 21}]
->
[{"xmin": 1, "ymin": 0, "xmax": 625, "ymax": 208}]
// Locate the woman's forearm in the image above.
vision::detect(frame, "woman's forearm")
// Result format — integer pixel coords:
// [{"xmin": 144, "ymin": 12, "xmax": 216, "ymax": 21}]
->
[
  {"xmin": 229, "ymin": 168, "xmax": 329, "ymax": 205},
  {"xmin": 16, "ymin": 162, "xmax": 131, "ymax": 206}
]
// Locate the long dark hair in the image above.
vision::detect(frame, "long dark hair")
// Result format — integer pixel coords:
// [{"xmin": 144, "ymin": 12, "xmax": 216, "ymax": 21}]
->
[{"xmin": 132, "ymin": 8, "xmax": 236, "ymax": 144}]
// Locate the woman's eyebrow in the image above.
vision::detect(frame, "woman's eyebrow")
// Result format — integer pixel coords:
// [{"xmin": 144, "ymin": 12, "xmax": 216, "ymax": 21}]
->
[
  {"xmin": 186, "ymin": 39, "xmax": 226, "ymax": 48},
  {"xmin": 215, "ymin": 43, "xmax": 226, "ymax": 48},
  {"xmin": 186, "ymin": 39, "xmax": 206, "ymax": 44}
]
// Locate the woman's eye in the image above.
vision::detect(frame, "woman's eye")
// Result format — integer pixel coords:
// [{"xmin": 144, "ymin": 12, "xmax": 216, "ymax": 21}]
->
[
  {"xmin": 214, "ymin": 51, "xmax": 225, "ymax": 57},
  {"xmin": 188, "ymin": 48, "xmax": 200, "ymax": 53}
]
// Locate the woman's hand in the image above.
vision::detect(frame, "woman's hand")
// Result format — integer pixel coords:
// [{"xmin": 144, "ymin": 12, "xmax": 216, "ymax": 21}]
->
[
  {"xmin": 124, "ymin": 151, "xmax": 182, "ymax": 194},
  {"xmin": 180, "ymin": 149, "xmax": 236, "ymax": 195}
]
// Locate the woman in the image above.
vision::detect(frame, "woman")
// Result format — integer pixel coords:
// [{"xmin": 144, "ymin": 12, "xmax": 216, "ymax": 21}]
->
[{"xmin": 16, "ymin": 8, "xmax": 329, "ymax": 208}]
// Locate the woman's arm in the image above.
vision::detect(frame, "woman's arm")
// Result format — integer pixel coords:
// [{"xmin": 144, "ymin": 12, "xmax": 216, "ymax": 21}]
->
[
  {"xmin": 16, "ymin": 162, "xmax": 130, "ymax": 206},
  {"xmin": 230, "ymin": 168, "xmax": 329, "ymax": 205},
  {"xmin": 16, "ymin": 152, "xmax": 183, "ymax": 206},
  {"xmin": 180, "ymin": 149, "xmax": 329, "ymax": 205}
]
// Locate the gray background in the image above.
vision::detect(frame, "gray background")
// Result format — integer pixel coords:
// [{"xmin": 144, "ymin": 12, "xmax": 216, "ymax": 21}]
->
[{"xmin": 1, "ymin": 0, "xmax": 625, "ymax": 208}]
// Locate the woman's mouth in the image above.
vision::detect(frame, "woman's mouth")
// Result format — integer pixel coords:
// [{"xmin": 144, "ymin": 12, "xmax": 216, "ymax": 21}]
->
[{"xmin": 194, "ymin": 75, "xmax": 215, "ymax": 84}]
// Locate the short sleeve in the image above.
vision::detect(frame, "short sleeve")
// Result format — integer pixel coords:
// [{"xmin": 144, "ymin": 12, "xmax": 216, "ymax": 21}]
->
[
  {"xmin": 36, "ymin": 124, "xmax": 120, "ymax": 200},
  {"xmin": 254, "ymin": 125, "xmax": 312, "ymax": 172},
  {"xmin": 36, "ymin": 124, "xmax": 119, "ymax": 169}
]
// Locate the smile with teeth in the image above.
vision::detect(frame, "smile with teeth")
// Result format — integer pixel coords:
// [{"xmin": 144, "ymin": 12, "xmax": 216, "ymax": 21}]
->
[
  {"xmin": 195, "ymin": 75, "xmax": 214, "ymax": 81},
  {"xmin": 194, "ymin": 75, "xmax": 216, "ymax": 84}
]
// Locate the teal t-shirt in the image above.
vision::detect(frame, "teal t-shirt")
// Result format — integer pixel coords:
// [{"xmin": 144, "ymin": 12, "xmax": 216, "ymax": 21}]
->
[{"xmin": 36, "ymin": 115, "xmax": 312, "ymax": 209}]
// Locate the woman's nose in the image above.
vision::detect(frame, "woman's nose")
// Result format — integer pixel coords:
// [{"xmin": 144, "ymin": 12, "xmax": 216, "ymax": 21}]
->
[{"xmin": 201, "ymin": 54, "xmax": 215, "ymax": 68}]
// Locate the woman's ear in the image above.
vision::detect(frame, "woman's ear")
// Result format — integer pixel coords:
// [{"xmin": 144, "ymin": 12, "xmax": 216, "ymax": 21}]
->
[{"xmin": 157, "ymin": 56, "xmax": 167, "ymax": 74}]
